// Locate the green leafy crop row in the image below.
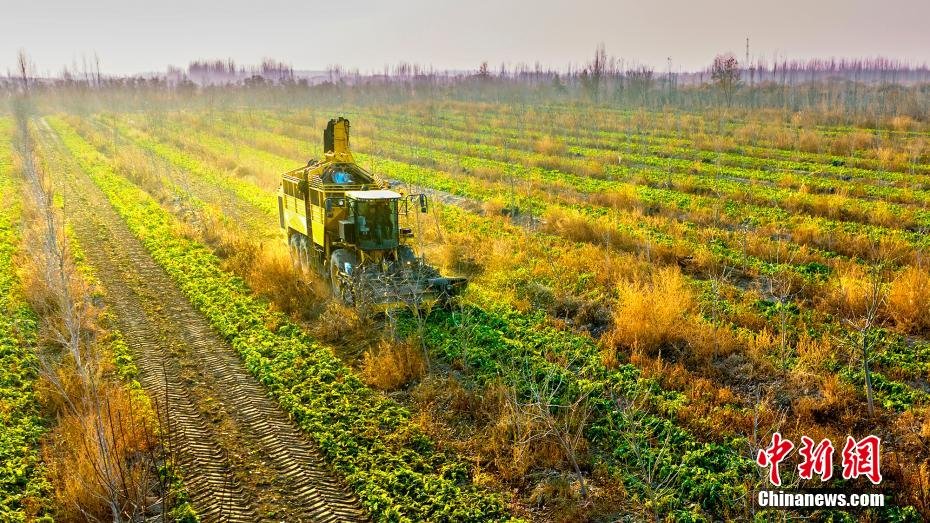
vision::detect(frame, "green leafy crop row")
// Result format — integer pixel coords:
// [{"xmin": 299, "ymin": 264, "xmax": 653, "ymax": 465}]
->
[
  {"xmin": 139, "ymin": 111, "xmax": 930, "ymax": 411},
  {"xmin": 77, "ymin": 108, "xmax": 928, "ymax": 518},
  {"xmin": 86, "ymin": 112, "xmax": 761, "ymax": 519},
  {"xmin": 404, "ymin": 305, "xmax": 755, "ymax": 520},
  {"xmin": 307, "ymin": 109, "xmax": 930, "ymax": 212},
  {"xmin": 336, "ymin": 105, "xmax": 930, "ymax": 180},
  {"xmin": 50, "ymin": 116, "xmax": 517, "ymax": 523},
  {"xmin": 0, "ymin": 120, "xmax": 52, "ymax": 521},
  {"xmin": 152, "ymin": 113, "xmax": 822, "ymax": 283}
]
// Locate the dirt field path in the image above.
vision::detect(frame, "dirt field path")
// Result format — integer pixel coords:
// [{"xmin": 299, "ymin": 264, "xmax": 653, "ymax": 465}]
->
[{"xmin": 37, "ymin": 119, "xmax": 367, "ymax": 523}]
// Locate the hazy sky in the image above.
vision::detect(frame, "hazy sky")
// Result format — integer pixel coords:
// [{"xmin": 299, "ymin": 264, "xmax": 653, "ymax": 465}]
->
[{"xmin": 2, "ymin": 0, "xmax": 929, "ymax": 76}]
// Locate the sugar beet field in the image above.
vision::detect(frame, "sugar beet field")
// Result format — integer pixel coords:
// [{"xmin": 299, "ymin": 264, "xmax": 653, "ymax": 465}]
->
[{"xmin": 3, "ymin": 102, "xmax": 930, "ymax": 522}]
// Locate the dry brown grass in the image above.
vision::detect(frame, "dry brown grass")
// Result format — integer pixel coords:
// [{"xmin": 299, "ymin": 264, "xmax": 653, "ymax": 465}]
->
[
  {"xmin": 767, "ymin": 127, "xmax": 799, "ymax": 150},
  {"xmin": 743, "ymin": 326, "xmax": 778, "ymax": 364},
  {"xmin": 831, "ymin": 130, "xmax": 875, "ymax": 156},
  {"xmin": 558, "ymin": 243, "xmax": 642, "ymax": 290},
  {"xmin": 626, "ymin": 348, "xmax": 758, "ymax": 440},
  {"xmin": 313, "ymin": 301, "xmax": 364, "ymax": 340},
  {"xmin": 177, "ymin": 206, "xmax": 330, "ymax": 322},
  {"xmin": 798, "ymin": 130, "xmax": 825, "ymax": 153},
  {"xmin": 792, "ymin": 375, "xmax": 857, "ymax": 434},
  {"xmin": 309, "ymin": 302, "xmax": 385, "ymax": 364},
  {"xmin": 604, "ymin": 267, "xmax": 694, "ymax": 355},
  {"xmin": 410, "ymin": 374, "xmax": 485, "ymax": 423},
  {"xmin": 630, "ymin": 110, "xmax": 650, "ymax": 130},
  {"xmin": 891, "ymin": 115, "xmax": 917, "ymax": 132},
  {"xmin": 588, "ymin": 188, "xmax": 637, "ymax": 210},
  {"xmin": 795, "ymin": 333, "xmax": 834, "ymax": 372},
  {"xmin": 542, "ymin": 208, "xmax": 640, "ymax": 254},
  {"xmin": 824, "ymin": 264, "xmax": 872, "ymax": 318},
  {"xmin": 408, "ymin": 373, "xmax": 616, "ymax": 517},
  {"xmin": 733, "ymin": 122, "xmax": 763, "ymax": 145},
  {"xmin": 41, "ymin": 381, "xmax": 158, "ymax": 522},
  {"xmin": 468, "ymin": 164, "xmax": 506, "ymax": 183},
  {"xmin": 876, "ymin": 147, "xmax": 909, "ymax": 172},
  {"xmin": 479, "ymin": 384, "xmax": 566, "ymax": 482},
  {"xmin": 679, "ymin": 318, "xmax": 740, "ymax": 364},
  {"xmin": 529, "ymin": 475, "xmax": 595, "ymax": 523},
  {"xmin": 887, "ymin": 266, "xmax": 930, "ymax": 333},
  {"xmin": 791, "ymin": 111, "xmax": 820, "ymax": 129},
  {"xmin": 533, "ymin": 135, "xmax": 567, "ymax": 156},
  {"xmin": 223, "ymin": 240, "xmax": 328, "ymax": 320},
  {"xmin": 410, "ymin": 376, "xmax": 565, "ymax": 484},
  {"xmin": 361, "ymin": 339, "xmax": 426, "ymax": 390},
  {"xmin": 480, "ymin": 196, "xmax": 507, "ymax": 216},
  {"xmin": 435, "ymin": 233, "xmax": 485, "ymax": 276}
]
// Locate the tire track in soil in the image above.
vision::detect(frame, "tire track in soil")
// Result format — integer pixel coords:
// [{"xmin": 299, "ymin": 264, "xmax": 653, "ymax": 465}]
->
[{"xmin": 38, "ymin": 119, "xmax": 367, "ymax": 523}]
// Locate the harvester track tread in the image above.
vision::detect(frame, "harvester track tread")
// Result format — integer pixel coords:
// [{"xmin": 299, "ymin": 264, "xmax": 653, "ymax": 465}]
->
[{"xmin": 38, "ymin": 119, "xmax": 367, "ymax": 523}]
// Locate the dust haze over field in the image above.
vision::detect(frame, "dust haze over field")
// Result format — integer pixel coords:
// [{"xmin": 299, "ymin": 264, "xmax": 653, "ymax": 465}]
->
[{"xmin": 2, "ymin": 2, "xmax": 930, "ymax": 523}]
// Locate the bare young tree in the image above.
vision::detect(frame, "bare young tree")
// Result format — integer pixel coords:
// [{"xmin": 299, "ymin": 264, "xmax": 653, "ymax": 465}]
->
[
  {"xmin": 19, "ymin": 119, "xmax": 125, "ymax": 520},
  {"xmin": 507, "ymin": 357, "xmax": 593, "ymax": 499},
  {"xmin": 761, "ymin": 232, "xmax": 802, "ymax": 368},
  {"xmin": 477, "ymin": 61, "xmax": 491, "ymax": 80},
  {"xmin": 16, "ymin": 49, "xmax": 32, "ymax": 92},
  {"xmin": 18, "ymin": 117, "xmax": 177, "ymax": 520},
  {"xmin": 608, "ymin": 389, "xmax": 681, "ymax": 521},
  {"xmin": 747, "ymin": 388, "xmax": 790, "ymax": 518},
  {"xmin": 707, "ymin": 262, "xmax": 734, "ymax": 358},
  {"xmin": 626, "ymin": 65, "xmax": 654, "ymax": 106},
  {"xmin": 582, "ymin": 43, "xmax": 608, "ymax": 103},
  {"xmin": 839, "ymin": 264, "xmax": 888, "ymax": 417},
  {"xmin": 711, "ymin": 53, "xmax": 741, "ymax": 107}
]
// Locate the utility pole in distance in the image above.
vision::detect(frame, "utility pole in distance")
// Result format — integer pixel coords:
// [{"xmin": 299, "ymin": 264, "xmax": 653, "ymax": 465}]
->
[
  {"xmin": 746, "ymin": 37, "xmax": 751, "ymax": 87},
  {"xmin": 667, "ymin": 57, "xmax": 673, "ymax": 102}
]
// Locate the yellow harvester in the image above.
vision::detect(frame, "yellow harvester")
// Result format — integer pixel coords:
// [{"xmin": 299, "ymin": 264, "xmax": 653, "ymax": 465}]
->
[{"xmin": 278, "ymin": 117, "xmax": 465, "ymax": 309}]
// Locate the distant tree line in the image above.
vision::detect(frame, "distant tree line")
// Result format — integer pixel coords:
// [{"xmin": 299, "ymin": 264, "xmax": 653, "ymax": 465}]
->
[
  {"xmin": 179, "ymin": 58, "xmax": 294, "ymax": 85},
  {"xmin": 3, "ymin": 48, "xmax": 930, "ymax": 123}
]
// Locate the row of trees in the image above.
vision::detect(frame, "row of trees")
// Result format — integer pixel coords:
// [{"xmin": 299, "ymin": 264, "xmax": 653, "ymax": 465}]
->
[
  {"xmin": 4, "ymin": 48, "xmax": 930, "ymax": 120},
  {"xmin": 11, "ymin": 96, "xmax": 190, "ymax": 520},
  {"xmin": 176, "ymin": 58, "xmax": 294, "ymax": 86}
]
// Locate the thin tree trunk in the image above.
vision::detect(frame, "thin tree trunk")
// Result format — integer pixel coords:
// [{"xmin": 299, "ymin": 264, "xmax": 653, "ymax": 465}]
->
[{"xmin": 862, "ymin": 332, "xmax": 875, "ymax": 416}]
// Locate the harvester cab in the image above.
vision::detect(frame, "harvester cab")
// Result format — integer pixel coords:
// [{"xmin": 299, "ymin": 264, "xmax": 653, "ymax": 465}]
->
[
  {"xmin": 278, "ymin": 117, "xmax": 466, "ymax": 310},
  {"xmin": 336, "ymin": 190, "xmax": 401, "ymax": 251}
]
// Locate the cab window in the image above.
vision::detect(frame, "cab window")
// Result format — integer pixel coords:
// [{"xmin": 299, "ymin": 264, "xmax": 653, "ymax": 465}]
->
[{"xmin": 355, "ymin": 199, "xmax": 398, "ymax": 249}]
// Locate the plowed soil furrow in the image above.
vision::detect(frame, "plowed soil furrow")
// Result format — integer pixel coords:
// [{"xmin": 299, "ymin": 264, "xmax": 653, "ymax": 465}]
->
[{"xmin": 38, "ymin": 120, "xmax": 367, "ymax": 523}]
